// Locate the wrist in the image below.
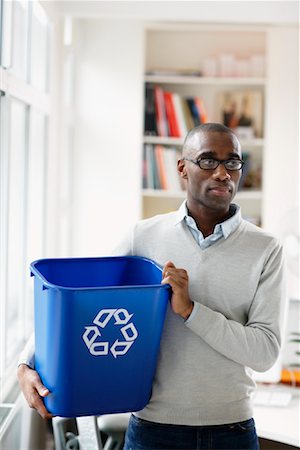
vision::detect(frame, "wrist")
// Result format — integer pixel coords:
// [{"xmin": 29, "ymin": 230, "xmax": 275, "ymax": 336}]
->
[{"xmin": 180, "ymin": 301, "xmax": 194, "ymax": 320}]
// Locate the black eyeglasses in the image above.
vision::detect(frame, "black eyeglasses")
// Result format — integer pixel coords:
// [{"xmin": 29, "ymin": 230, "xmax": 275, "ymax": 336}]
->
[{"xmin": 182, "ymin": 157, "xmax": 244, "ymax": 171}]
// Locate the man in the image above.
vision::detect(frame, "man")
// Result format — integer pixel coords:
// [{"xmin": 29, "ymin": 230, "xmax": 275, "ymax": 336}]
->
[{"xmin": 18, "ymin": 123, "xmax": 285, "ymax": 450}]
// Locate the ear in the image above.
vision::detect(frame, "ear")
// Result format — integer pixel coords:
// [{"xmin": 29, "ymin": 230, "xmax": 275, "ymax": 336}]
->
[{"xmin": 177, "ymin": 159, "xmax": 188, "ymax": 179}]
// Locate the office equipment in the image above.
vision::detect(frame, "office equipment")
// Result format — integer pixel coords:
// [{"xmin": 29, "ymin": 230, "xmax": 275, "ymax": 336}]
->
[
  {"xmin": 254, "ymin": 385, "xmax": 300, "ymax": 447},
  {"xmin": 53, "ymin": 414, "xmax": 130, "ymax": 450},
  {"xmin": 253, "ymin": 389, "xmax": 292, "ymax": 407}
]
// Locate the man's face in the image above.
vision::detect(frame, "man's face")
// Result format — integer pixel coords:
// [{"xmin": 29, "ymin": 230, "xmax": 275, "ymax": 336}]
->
[{"xmin": 178, "ymin": 131, "xmax": 242, "ymax": 213}]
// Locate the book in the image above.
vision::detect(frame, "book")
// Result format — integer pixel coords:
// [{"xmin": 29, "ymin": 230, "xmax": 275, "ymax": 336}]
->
[
  {"xmin": 163, "ymin": 147, "xmax": 182, "ymax": 192},
  {"xmin": 185, "ymin": 98, "xmax": 201, "ymax": 126},
  {"xmin": 143, "ymin": 144, "xmax": 186, "ymax": 192},
  {"xmin": 144, "ymin": 83, "xmax": 157, "ymax": 136},
  {"xmin": 155, "ymin": 145, "xmax": 168, "ymax": 190},
  {"xmin": 145, "ymin": 144, "xmax": 155, "ymax": 189},
  {"xmin": 151, "ymin": 145, "xmax": 161, "ymax": 189},
  {"xmin": 194, "ymin": 97, "xmax": 208, "ymax": 124},
  {"xmin": 182, "ymin": 98, "xmax": 196, "ymax": 130},
  {"xmin": 172, "ymin": 93, "xmax": 188, "ymax": 137},
  {"xmin": 154, "ymin": 86, "xmax": 169, "ymax": 137},
  {"xmin": 145, "ymin": 68, "xmax": 202, "ymax": 77},
  {"xmin": 164, "ymin": 91, "xmax": 181, "ymax": 137},
  {"xmin": 142, "ymin": 144, "xmax": 148, "ymax": 189},
  {"xmin": 146, "ymin": 86, "xmax": 208, "ymax": 137}
]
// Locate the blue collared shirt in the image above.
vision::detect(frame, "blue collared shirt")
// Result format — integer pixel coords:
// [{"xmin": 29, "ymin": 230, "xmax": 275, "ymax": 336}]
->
[{"xmin": 176, "ymin": 201, "xmax": 242, "ymax": 250}]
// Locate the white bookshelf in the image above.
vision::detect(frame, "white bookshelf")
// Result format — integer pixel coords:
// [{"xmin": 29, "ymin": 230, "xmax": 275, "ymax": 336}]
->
[
  {"xmin": 145, "ymin": 75, "xmax": 266, "ymax": 86},
  {"xmin": 142, "ymin": 25, "xmax": 266, "ymax": 222}
]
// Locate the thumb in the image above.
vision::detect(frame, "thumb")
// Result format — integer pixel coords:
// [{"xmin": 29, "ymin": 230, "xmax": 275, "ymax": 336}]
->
[
  {"xmin": 36, "ymin": 382, "xmax": 50, "ymax": 397},
  {"xmin": 162, "ymin": 261, "xmax": 176, "ymax": 279}
]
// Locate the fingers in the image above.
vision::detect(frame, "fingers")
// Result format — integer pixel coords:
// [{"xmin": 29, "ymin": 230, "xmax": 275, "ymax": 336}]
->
[
  {"xmin": 162, "ymin": 262, "xmax": 188, "ymax": 288},
  {"xmin": 17, "ymin": 364, "xmax": 54, "ymax": 419},
  {"xmin": 162, "ymin": 261, "xmax": 176, "ymax": 279},
  {"xmin": 28, "ymin": 389, "xmax": 54, "ymax": 419},
  {"xmin": 161, "ymin": 261, "xmax": 193, "ymax": 319}
]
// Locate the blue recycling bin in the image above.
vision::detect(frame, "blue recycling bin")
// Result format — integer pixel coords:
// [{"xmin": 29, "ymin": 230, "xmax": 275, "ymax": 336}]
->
[{"xmin": 31, "ymin": 256, "xmax": 171, "ymax": 418}]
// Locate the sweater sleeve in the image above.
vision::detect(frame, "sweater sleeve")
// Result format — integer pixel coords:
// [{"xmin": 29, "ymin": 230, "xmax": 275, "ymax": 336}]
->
[
  {"xmin": 186, "ymin": 242, "xmax": 286, "ymax": 372},
  {"xmin": 18, "ymin": 333, "xmax": 35, "ymax": 369}
]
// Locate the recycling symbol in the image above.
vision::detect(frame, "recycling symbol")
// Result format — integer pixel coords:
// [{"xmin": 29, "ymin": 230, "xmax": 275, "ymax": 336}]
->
[{"xmin": 82, "ymin": 309, "xmax": 138, "ymax": 359}]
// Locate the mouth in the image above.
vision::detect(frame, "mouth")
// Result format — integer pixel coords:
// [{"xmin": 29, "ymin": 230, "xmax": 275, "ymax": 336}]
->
[{"xmin": 208, "ymin": 184, "xmax": 233, "ymax": 197}]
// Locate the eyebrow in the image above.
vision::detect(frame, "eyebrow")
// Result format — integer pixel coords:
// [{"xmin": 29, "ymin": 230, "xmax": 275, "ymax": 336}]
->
[{"xmin": 197, "ymin": 151, "xmax": 241, "ymax": 159}]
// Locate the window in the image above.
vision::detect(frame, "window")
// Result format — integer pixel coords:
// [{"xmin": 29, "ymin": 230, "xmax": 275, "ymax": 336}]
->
[
  {"xmin": 0, "ymin": 0, "xmax": 50, "ymax": 400},
  {"xmin": 5, "ymin": 98, "xmax": 27, "ymax": 370}
]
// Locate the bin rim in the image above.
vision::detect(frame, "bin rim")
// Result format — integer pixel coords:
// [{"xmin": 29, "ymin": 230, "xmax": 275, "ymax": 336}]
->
[{"xmin": 30, "ymin": 255, "xmax": 171, "ymax": 292}]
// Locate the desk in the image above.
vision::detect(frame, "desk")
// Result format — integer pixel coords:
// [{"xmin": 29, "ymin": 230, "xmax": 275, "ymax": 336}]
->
[{"xmin": 253, "ymin": 384, "xmax": 300, "ymax": 448}]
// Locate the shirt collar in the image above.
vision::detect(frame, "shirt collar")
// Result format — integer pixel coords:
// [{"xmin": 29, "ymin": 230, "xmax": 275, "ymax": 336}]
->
[{"xmin": 174, "ymin": 200, "xmax": 241, "ymax": 239}]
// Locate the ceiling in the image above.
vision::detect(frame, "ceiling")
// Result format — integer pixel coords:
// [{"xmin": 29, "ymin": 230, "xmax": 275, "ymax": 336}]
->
[{"xmin": 42, "ymin": 1, "xmax": 300, "ymax": 25}]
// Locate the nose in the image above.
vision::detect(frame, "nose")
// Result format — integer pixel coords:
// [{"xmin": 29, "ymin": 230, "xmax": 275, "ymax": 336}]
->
[{"xmin": 212, "ymin": 163, "xmax": 231, "ymax": 181}]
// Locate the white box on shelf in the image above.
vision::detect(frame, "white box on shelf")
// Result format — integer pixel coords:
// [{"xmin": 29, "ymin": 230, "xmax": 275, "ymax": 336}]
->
[{"xmin": 218, "ymin": 53, "xmax": 236, "ymax": 77}]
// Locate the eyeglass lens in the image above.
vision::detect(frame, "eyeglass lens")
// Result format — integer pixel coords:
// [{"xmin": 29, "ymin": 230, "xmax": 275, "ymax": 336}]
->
[{"xmin": 199, "ymin": 158, "xmax": 243, "ymax": 170}]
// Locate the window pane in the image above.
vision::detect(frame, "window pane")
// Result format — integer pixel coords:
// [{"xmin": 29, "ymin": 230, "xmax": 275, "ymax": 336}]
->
[
  {"xmin": 29, "ymin": 2, "xmax": 49, "ymax": 91},
  {"xmin": 63, "ymin": 52, "xmax": 75, "ymax": 107},
  {"xmin": 5, "ymin": 98, "xmax": 27, "ymax": 368},
  {"xmin": 11, "ymin": 0, "xmax": 29, "ymax": 79},
  {"xmin": 24, "ymin": 110, "xmax": 47, "ymax": 336},
  {"xmin": 0, "ymin": 96, "xmax": 9, "ymax": 388},
  {"xmin": 1, "ymin": 0, "xmax": 13, "ymax": 68}
]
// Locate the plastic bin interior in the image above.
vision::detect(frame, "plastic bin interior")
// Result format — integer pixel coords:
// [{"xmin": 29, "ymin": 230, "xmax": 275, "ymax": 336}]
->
[{"xmin": 31, "ymin": 256, "xmax": 171, "ymax": 418}]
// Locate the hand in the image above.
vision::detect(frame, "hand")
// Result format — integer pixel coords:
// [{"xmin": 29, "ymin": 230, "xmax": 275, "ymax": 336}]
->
[
  {"xmin": 17, "ymin": 364, "xmax": 54, "ymax": 419},
  {"xmin": 161, "ymin": 261, "xmax": 194, "ymax": 320}
]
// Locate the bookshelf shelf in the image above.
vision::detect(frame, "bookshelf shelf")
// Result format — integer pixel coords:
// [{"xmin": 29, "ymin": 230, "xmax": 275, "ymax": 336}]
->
[
  {"xmin": 237, "ymin": 189, "xmax": 262, "ymax": 200},
  {"xmin": 142, "ymin": 189, "xmax": 185, "ymax": 199},
  {"xmin": 144, "ymin": 75, "xmax": 266, "ymax": 87},
  {"xmin": 143, "ymin": 135, "xmax": 264, "ymax": 148}
]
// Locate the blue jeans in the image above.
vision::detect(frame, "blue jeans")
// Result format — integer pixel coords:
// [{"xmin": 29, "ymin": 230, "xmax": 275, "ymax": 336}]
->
[{"xmin": 123, "ymin": 415, "xmax": 260, "ymax": 450}]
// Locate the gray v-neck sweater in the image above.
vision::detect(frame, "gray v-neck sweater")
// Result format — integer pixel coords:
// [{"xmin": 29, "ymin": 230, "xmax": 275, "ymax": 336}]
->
[{"xmin": 114, "ymin": 210, "xmax": 285, "ymax": 426}]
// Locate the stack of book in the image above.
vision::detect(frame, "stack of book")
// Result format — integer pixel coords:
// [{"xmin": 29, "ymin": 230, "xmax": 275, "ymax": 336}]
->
[
  {"xmin": 143, "ymin": 144, "xmax": 184, "ymax": 192},
  {"xmin": 144, "ymin": 83, "xmax": 207, "ymax": 137}
]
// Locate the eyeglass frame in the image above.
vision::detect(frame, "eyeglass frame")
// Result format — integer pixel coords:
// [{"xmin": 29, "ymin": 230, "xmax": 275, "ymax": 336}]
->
[{"xmin": 182, "ymin": 156, "xmax": 245, "ymax": 171}]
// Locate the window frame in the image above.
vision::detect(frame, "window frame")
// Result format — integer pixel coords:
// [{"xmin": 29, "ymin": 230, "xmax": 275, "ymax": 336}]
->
[{"xmin": 0, "ymin": 0, "xmax": 52, "ymax": 402}]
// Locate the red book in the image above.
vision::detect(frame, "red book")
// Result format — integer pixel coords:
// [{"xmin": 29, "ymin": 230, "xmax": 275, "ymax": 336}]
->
[{"xmin": 163, "ymin": 91, "xmax": 181, "ymax": 137}]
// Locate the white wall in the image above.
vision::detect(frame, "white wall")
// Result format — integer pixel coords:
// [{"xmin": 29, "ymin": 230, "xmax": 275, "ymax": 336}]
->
[
  {"xmin": 263, "ymin": 26, "xmax": 299, "ymax": 299},
  {"xmin": 71, "ymin": 19, "xmax": 144, "ymax": 255}
]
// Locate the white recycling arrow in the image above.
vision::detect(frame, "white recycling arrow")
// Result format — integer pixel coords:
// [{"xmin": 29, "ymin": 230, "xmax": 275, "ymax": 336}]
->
[
  {"xmin": 90, "ymin": 341, "xmax": 109, "ymax": 356},
  {"xmin": 83, "ymin": 308, "xmax": 138, "ymax": 358},
  {"xmin": 113, "ymin": 308, "xmax": 133, "ymax": 325},
  {"xmin": 93, "ymin": 309, "xmax": 117, "ymax": 328},
  {"xmin": 110, "ymin": 340, "xmax": 134, "ymax": 358},
  {"xmin": 121, "ymin": 323, "xmax": 138, "ymax": 341},
  {"xmin": 82, "ymin": 326, "xmax": 101, "ymax": 349}
]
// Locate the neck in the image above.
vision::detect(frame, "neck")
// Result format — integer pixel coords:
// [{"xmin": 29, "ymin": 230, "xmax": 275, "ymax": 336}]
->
[{"xmin": 186, "ymin": 202, "xmax": 231, "ymax": 237}]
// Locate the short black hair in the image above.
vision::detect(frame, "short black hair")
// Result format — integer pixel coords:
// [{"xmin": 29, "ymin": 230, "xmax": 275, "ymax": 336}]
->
[{"xmin": 182, "ymin": 122, "xmax": 241, "ymax": 156}]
